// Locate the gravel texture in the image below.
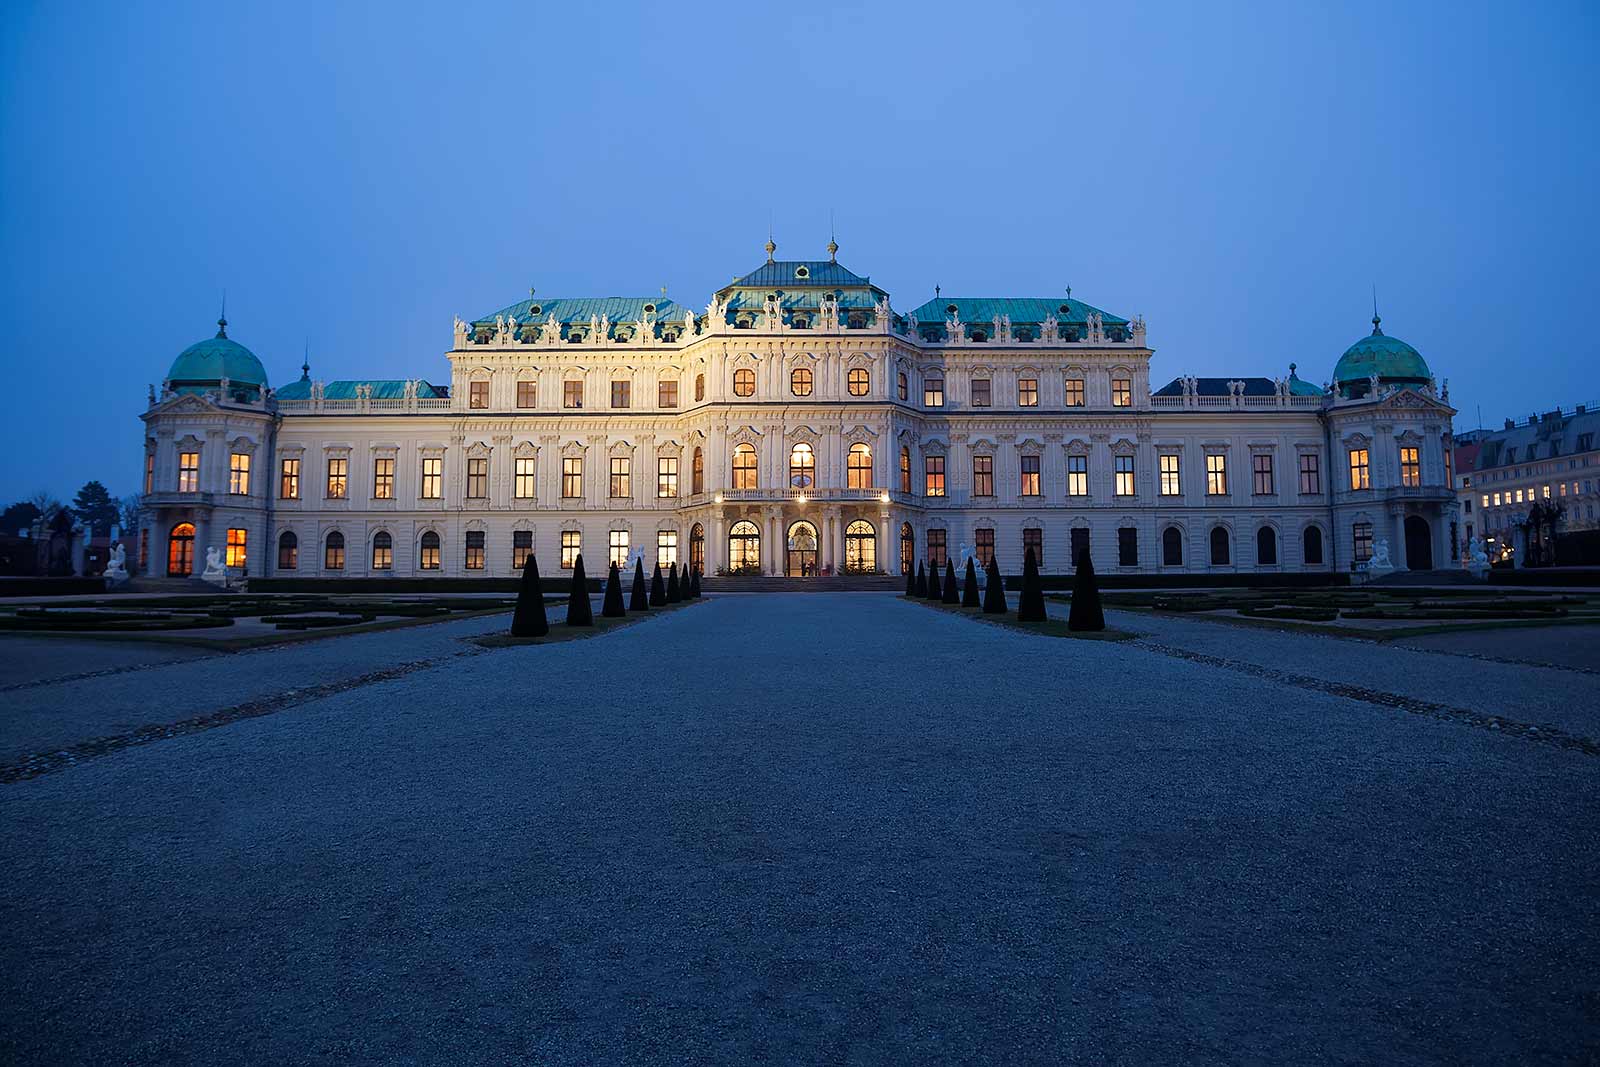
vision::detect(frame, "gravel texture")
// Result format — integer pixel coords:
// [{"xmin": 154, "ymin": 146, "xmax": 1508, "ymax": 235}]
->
[{"xmin": 2, "ymin": 593, "xmax": 1598, "ymax": 1064}]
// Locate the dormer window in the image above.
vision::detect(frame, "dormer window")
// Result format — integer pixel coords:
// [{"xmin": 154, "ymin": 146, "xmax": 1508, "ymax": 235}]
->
[
  {"xmin": 528, "ymin": 304, "xmax": 542, "ymax": 316},
  {"xmin": 794, "ymin": 266, "xmax": 810, "ymax": 279},
  {"xmin": 1506, "ymin": 447, "xmax": 1517, "ymax": 463},
  {"xmin": 970, "ymin": 330, "xmax": 988, "ymax": 342},
  {"xmin": 1059, "ymin": 304, "xmax": 1071, "ymax": 314},
  {"xmin": 847, "ymin": 314, "xmax": 866, "ymax": 329},
  {"xmin": 642, "ymin": 303, "xmax": 656, "ymax": 314},
  {"xmin": 946, "ymin": 304, "xmax": 958, "ymax": 316}
]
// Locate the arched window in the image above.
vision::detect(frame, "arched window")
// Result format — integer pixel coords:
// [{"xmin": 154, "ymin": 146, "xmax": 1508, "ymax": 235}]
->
[
  {"xmin": 277, "ymin": 530, "xmax": 298, "ymax": 570},
  {"xmin": 729, "ymin": 520, "xmax": 760, "ymax": 572},
  {"xmin": 789, "ymin": 442, "xmax": 815, "ymax": 489},
  {"xmin": 790, "ymin": 366, "xmax": 813, "ymax": 396},
  {"xmin": 847, "ymin": 443, "xmax": 872, "ymax": 489},
  {"xmin": 1162, "ymin": 527, "xmax": 1183, "ymax": 566},
  {"xmin": 733, "ymin": 368, "xmax": 756, "ymax": 397},
  {"xmin": 845, "ymin": 520, "xmax": 877, "ymax": 572},
  {"xmin": 732, "ymin": 444, "xmax": 758, "ymax": 489},
  {"xmin": 694, "ymin": 373, "xmax": 705, "ymax": 401},
  {"xmin": 419, "ymin": 530, "xmax": 441, "ymax": 570},
  {"xmin": 372, "ymin": 531, "xmax": 393, "ymax": 570},
  {"xmin": 1256, "ymin": 526, "xmax": 1277, "ymax": 566},
  {"xmin": 692, "ymin": 447, "xmax": 704, "ymax": 495},
  {"xmin": 168, "ymin": 522, "xmax": 195, "ymax": 577},
  {"xmin": 899, "ymin": 447, "xmax": 911, "ymax": 493},
  {"xmin": 847, "ymin": 368, "xmax": 870, "ymax": 396},
  {"xmin": 690, "ymin": 523, "xmax": 705, "ymax": 574},
  {"xmin": 1303, "ymin": 525, "xmax": 1324, "ymax": 566},
  {"xmin": 1210, "ymin": 526, "xmax": 1230, "ymax": 566},
  {"xmin": 324, "ymin": 530, "xmax": 345, "ymax": 571}
]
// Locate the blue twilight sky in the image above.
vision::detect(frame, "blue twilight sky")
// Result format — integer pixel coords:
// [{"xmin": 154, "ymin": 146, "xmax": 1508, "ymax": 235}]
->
[{"xmin": 2, "ymin": 0, "xmax": 1596, "ymax": 503}]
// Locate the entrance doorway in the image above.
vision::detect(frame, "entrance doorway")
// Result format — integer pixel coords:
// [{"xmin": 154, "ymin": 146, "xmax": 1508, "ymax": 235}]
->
[
  {"xmin": 1404, "ymin": 516, "xmax": 1433, "ymax": 570},
  {"xmin": 168, "ymin": 522, "xmax": 195, "ymax": 577},
  {"xmin": 787, "ymin": 520, "xmax": 819, "ymax": 577}
]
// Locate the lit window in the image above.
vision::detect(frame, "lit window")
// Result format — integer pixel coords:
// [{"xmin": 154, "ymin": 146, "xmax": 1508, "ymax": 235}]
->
[
  {"xmin": 225, "ymin": 528, "xmax": 247, "ymax": 567},
  {"xmin": 609, "ymin": 456, "xmax": 630, "ymax": 498},
  {"xmin": 373, "ymin": 457, "xmax": 395, "ymax": 499},
  {"xmin": 975, "ymin": 528, "xmax": 994, "ymax": 567},
  {"xmin": 1023, "ymin": 527, "xmax": 1043, "ymax": 566},
  {"xmin": 657, "ymin": 530, "xmax": 678, "ymax": 568},
  {"xmin": 1111, "ymin": 377, "xmax": 1132, "ymax": 407},
  {"xmin": 178, "ymin": 451, "xmax": 200, "ymax": 493},
  {"xmin": 658, "ymin": 379, "xmax": 678, "ymax": 408},
  {"xmin": 1299, "ymin": 453, "xmax": 1320, "ymax": 495},
  {"xmin": 563, "ymin": 457, "xmax": 583, "ymax": 498},
  {"xmin": 372, "ymin": 531, "xmax": 392, "ymax": 570},
  {"xmin": 899, "ymin": 447, "xmax": 911, "ymax": 494},
  {"xmin": 563, "ymin": 380, "xmax": 583, "ymax": 408},
  {"xmin": 733, "ymin": 368, "xmax": 756, "ymax": 397},
  {"xmin": 1481, "ymin": 494, "xmax": 1489, "ymax": 509},
  {"xmin": 561, "ymin": 530, "xmax": 581, "ymax": 569},
  {"xmin": 1349, "ymin": 448, "xmax": 1370, "ymax": 491},
  {"xmin": 1018, "ymin": 378, "xmax": 1038, "ymax": 407},
  {"xmin": 1206, "ymin": 453, "xmax": 1228, "ymax": 496},
  {"xmin": 517, "ymin": 380, "xmax": 536, "ymax": 408},
  {"xmin": 897, "ymin": 371, "xmax": 908, "ymax": 401},
  {"xmin": 844, "ymin": 520, "xmax": 875, "ymax": 571},
  {"xmin": 515, "ymin": 458, "xmax": 536, "ymax": 499},
  {"xmin": 847, "ymin": 444, "xmax": 872, "ymax": 489},
  {"xmin": 1353, "ymin": 521, "xmax": 1374, "ymax": 562},
  {"xmin": 927, "ymin": 528, "xmax": 947, "ymax": 568},
  {"xmin": 280, "ymin": 458, "xmax": 300, "ymax": 500},
  {"xmin": 657, "ymin": 456, "xmax": 678, "ymax": 498},
  {"xmin": 1065, "ymin": 378, "xmax": 1085, "ymax": 407},
  {"xmin": 1515, "ymin": 489, "xmax": 1523, "ymax": 504},
  {"xmin": 609, "ymin": 530, "xmax": 630, "ymax": 568},
  {"xmin": 692, "ymin": 448, "xmax": 704, "ymax": 494},
  {"xmin": 326, "ymin": 457, "xmax": 347, "ymax": 499},
  {"xmin": 467, "ymin": 457, "xmax": 488, "ymax": 499},
  {"xmin": 278, "ymin": 531, "xmax": 297, "ymax": 570},
  {"xmin": 1492, "ymin": 492, "xmax": 1500, "ymax": 506},
  {"xmin": 733, "ymin": 445, "xmax": 758, "ymax": 489},
  {"xmin": 144, "ymin": 452, "xmax": 155, "ymax": 494},
  {"xmin": 611, "ymin": 380, "xmax": 631, "ymax": 408},
  {"xmin": 512, "ymin": 530, "xmax": 533, "ymax": 570},
  {"xmin": 1115, "ymin": 455, "xmax": 1135, "ymax": 496},
  {"xmin": 469, "ymin": 381, "xmax": 488, "ymax": 409},
  {"xmin": 848, "ymin": 368, "xmax": 870, "ymax": 396},
  {"xmin": 1159, "ymin": 454, "xmax": 1181, "ymax": 496},
  {"xmin": 790, "ymin": 367, "xmax": 813, "ymax": 396},
  {"xmin": 1068, "ymin": 455, "xmax": 1088, "ymax": 497},
  {"xmin": 324, "ymin": 531, "xmax": 345, "ymax": 570},
  {"xmin": 1401, "ymin": 447, "xmax": 1420, "ymax": 487},
  {"xmin": 729, "ymin": 521, "xmax": 760, "ymax": 570},
  {"xmin": 465, "ymin": 530, "xmax": 485, "ymax": 570},
  {"xmin": 1252, "ymin": 453, "xmax": 1274, "ymax": 495},
  {"xmin": 924, "ymin": 455, "xmax": 946, "ymax": 497},
  {"xmin": 1020, "ymin": 454, "xmax": 1040, "ymax": 496},
  {"xmin": 973, "ymin": 455, "xmax": 994, "ymax": 496},
  {"xmin": 924, "ymin": 377, "xmax": 944, "ymax": 407},
  {"xmin": 420, "ymin": 531, "xmax": 441, "ymax": 570},
  {"xmin": 789, "ymin": 443, "xmax": 815, "ymax": 489},
  {"xmin": 970, "ymin": 378, "xmax": 991, "ymax": 407},
  {"xmin": 420, "ymin": 457, "xmax": 443, "ymax": 499}
]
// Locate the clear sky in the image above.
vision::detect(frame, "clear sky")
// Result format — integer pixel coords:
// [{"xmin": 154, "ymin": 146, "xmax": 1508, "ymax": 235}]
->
[{"xmin": 2, "ymin": 0, "xmax": 1596, "ymax": 503}]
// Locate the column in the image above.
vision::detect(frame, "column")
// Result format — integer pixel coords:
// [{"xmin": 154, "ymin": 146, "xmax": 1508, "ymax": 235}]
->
[{"xmin": 880, "ymin": 510, "xmax": 893, "ymax": 574}]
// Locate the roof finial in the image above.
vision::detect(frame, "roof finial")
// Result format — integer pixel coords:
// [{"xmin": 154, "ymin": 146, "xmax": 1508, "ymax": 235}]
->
[
  {"xmin": 301, "ymin": 338, "xmax": 310, "ymax": 381},
  {"xmin": 529, "ymin": 285, "xmax": 536, "ymax": 299},
  {"xmin": 1065, "ymin": 284, "xmax": 1072, "ymax": 300},
  {"xmin": 217, "ymin": 290, "xmax": 228, "ymax": 338},
  {"xmin": 934, "ymin": 284, "xmax": 941, "ymax": 300},
  {"xmin": 1371, "ymin": 284, "xmax": 1382, "ymax": 334},
  {"xmin": 660, "ymin": 284, "xmax": 668, "ymax": 300}
]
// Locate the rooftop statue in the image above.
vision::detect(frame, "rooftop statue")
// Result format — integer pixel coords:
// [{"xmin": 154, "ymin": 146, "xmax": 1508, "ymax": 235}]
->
[{"xmin": 541, "ymin": 313, "xmax": 562, "ymax": 346}]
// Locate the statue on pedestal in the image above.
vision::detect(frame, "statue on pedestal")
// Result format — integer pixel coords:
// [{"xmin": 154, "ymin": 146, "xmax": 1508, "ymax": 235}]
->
[
  {"xmin": 1367, "ymin": 537, "xmax": 1395, "ymax": 577},
  {"xmin": 1466, "ymin": 536, "xmax": 1490, "ymax": 579},
  {"xmin": 201, "ymin": 546, "xmax": 229, "ymax": 587},
  {"xmin": 104, "ymin": 542, "xmax": 129, "ymax": 586}
]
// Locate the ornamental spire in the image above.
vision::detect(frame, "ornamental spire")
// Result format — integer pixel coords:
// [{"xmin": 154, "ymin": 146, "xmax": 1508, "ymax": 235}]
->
[
  {"xmin": 1371, "ymin": 285, "xmax": 1382, "ymax": 335},
  {"xmin": 217, "ymin": 290, "xmax": 228, "ymax": 338},
  {"xmin": 301, "ymin": 339, "xmax": 310, "ymax": 381}
]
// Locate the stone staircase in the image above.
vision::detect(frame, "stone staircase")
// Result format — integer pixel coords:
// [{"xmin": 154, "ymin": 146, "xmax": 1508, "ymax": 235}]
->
[
  {"xmin": 700, "ymin": 574, "xmax": 905, "ymax": 593},
  {"xmin": 1367, "ymin": 568, "xmax": 1484, "ymax": 587}
]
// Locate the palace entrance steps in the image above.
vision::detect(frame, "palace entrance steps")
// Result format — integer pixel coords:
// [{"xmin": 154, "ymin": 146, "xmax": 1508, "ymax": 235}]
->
[{"xmin": 700, "ymin": 574, "xmax": 905, "ymax": 593}]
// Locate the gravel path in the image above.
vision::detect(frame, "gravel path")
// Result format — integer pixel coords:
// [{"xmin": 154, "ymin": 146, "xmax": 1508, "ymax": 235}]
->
[{"xmin": 2, "ymin": 594, "xmax": 1597, "ymax": 1064}]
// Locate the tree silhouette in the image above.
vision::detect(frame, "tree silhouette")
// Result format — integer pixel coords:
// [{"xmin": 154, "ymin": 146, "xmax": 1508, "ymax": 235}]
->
[{"xmin": 70, "ymin": 480, "xmax": 119, "ymax": 534}]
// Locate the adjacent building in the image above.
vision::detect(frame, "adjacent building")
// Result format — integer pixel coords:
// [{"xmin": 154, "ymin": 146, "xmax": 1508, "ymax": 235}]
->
[{"xmin": 1455, "ymin": 406, "xmax": 1600, "ymax": 565}]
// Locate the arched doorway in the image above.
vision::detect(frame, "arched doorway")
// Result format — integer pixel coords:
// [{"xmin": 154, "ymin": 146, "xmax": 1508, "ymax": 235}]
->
[
  {"xmin": 787, "ymin": 520, "xmax": 819, "ymax": 576},
  {"xmin": 845, "ymin": 520, "xmax": 876, "ymax": 573},
  {"xmin": 167, "ymin": 522, "xmax": 195, "ymax": 577},
  {"xmin": 728, "ymin": 520, "xmax": 760, "ymax": 573},
  {"xmin": 1405, "ymin": 516, "xmax": 1433, "ymax": 570}
]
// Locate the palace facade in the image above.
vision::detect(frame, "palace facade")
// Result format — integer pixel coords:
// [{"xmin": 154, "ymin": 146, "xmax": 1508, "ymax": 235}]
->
[{"xmin": 138, "ymin": 243, "xmax": 1458, "ymax": 582}]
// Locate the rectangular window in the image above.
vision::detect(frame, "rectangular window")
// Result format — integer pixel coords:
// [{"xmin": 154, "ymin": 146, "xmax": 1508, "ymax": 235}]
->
[
  {"xmin": 516, "ymin": 380, "xmax": 536, "ymax": 408},
  {"xmin": 1206, "ymin": 453, "xmax": 1228, "ymax": 496},
  {"xmin": 694, "ymin": 374, "xmax": 705, "ymax": 402},
  {"xmin": 1349, "ymin": 448, "xmax": 1370, "ymax": 490},
  {"xmin": 373, "ymin": 457, "xmax": 395, "ymax": 499},
  {"xmin": 326, "ymin": 535, "xmax": 346, "ymax": 570},
  {"xmin": 972, "ymin": 455, "xmax": 993, "ymax": 497},
  {"xmin": 658, "ymin": 379, "xmax": 678, "ymax": 409},
  {"xmin": 923, "ymin": 377, "xmax": 944, "ymax": 407},
  {"xmin": 1353, "ymin": 521, "xmax": 1374, "ymax": 562},
  {"xmin": 1065, "ymin": 378, "xmax": 1085, "ymax": 407},
  {"xmin": 1514, "ymin": 488, "xmax": 1523, "ymax": 504},
  {"xmin": 512, "ymin": 530, "xmax": 533, "ymax": 570},
  {"xmin": 970, "ymin": 378, "xmax": 991, "ymax": 407},
  {"xmin": 658, "ymin": 530, "xmax": 678, "ymax": 568},
  {"xmin": 178, "ymin": 451, "xmax": 200, "ymax": 493},
  {"xmin": 898, "ymin": 372, "xmax": 908, "ymax": 401},
  {"xmin": 326, "ymin": 457, "xmax": 347, "ymax": 499},
  {"xmin": 927, "ymin": 528, "xmax": 947, "ymax": 568},
  {"xmin": 924, "ymin": 455, "xmax": 946, "ymax": 497},
  {"xmin": 609, "ymin": 530, "xmax": 630, "ymax": 569},
  {"xmin": 1018, "ymin": 378, "xmax": 1038, "ymax": 407},
  {"xmin": 1068, "ymin": 455, "xmax": 1088, "ymax": 497},
  {"xmin": 419, "ymin": 535, "xmax": 440, "ymax": 570},
  {"xmin": 372, "ymin": 535, "xmax": 392, "ymax": 570},
  {"xmin": 144, "ymin": 453, "xmax": 155, "ymax": 494},
  {"xmin": 609, "ymin": 456, "xmax": 631, "ymax": 498},
  {"xmin": 1492, "ymin": 492, "xmax": 1501, "ymax": 507},
  {"xmin": 900, "ymin": 449, "xmax": 911, "ymax": 494},
  {"xmin": 1118, "ymin": 527, "xmax": 1137, "ymax": 567},
  {"xmin": 1299, "ymin": 453, "xmax": 1320, "ymax": 495},
  {"xmin": 1115, "ymin": 455, "xmax": 1135, "ymax": 497},
  {"xmin": 1481, "ymin": 494, "xmax": 1490, "ymax": 509},
  {"xmin": 1020, "ymin": 455, "xmax": 1040, "ymax": 496},
  {"xmin": 610, "ymin": 380, "xmax": 631, "ymax": 408},
  {"xmin": 279, "ymin": 457, "xmax": 300, "ymax": 500},
  {"xmin": 225, "ymin": 528, "xmax": 247, "ymax": 568},
  {"xmin": 563, "ymin": 457, "xmax": 583, "ymax": 498},
  {"xmin": 1023, "ymin": 527, "xmax": 1043, "ymax": 567},
  {"xmin": 1159, "ymin": 454, "xmax": 1181, "ymax": 497},
  {"xmin": 1071, "ymin": 527, "xmax": 1089, "ymax": 569},
  {"xmin": 561, "ymin": 530, "xmax": 581, "ymax": 569},
  {"xmin": 463, "ymin": 530, "xmax": 484, "ymax": 570},
  {"xmin": 420, "ymin": 457, "xmax": 443, "ymax": 499},
  {"xmin": 1252, "ymin": 453, "xmax": 1274, "ymax": 496},
  {"xmin": 469, "ymin": 380, "xmax": 488, "ymax": 409},
  {"xmin": 975, "ymin": 528, "xmax": 994, "ymax": 567},
  {"xmin": 277, "ymin": 532, "xmax": 296, "ymax": 570},
  {"xmin": 1401, "ymin": 446, "xmax": 1421, "ymax": 487},
  {"xmin": 657, "ymin": 456, "xmax": 678, "ymax": 498},
  {"xmin": 1111, "ymin": 377, "xmax": 1132, "ymax": 407},
  {"xmin": 467, "ymin": 457, "xmax": 488, "ymax": 499},
  {"xmin": 515, "ymin": 457, "xmax": 536, "ymax": 499},
  {"xmin": 563, "ymin": 381, "xmax": 583, "ymax": 408}
]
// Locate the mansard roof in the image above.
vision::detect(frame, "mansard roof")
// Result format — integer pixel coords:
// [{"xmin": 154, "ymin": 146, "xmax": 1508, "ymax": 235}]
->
[
  {"xmin": 906, "ymin": 297, "xmax": 1128, "ymax": 327},
  {"xmin": 471, "ymin": 296, "xmax": 689, "ymax": 328},
  {"xmin": 275, "ymin": 379, "xmax": 447, "ymax": 401},
  {"xmin": 721, "ymin": 259, "xmax": 879, "ymax": 291}
]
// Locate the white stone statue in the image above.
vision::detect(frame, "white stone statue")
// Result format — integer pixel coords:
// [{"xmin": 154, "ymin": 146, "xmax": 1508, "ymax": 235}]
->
[
  {"xmin": 1131, "ymin": 315, "xmax": 1147, "ymax": 345},
  {"xmin": 541, "ymin": 312, "xmax": 562, "ymax": 346},
  {"xmin": 1368, "ymin": 537, "xmax": 1395, "ymax": 576},
  {"xmin": 1041, "ymin": 314, "xmax": 1059, "ymax": 344},
  {"xmin": 1466, "ymin": 536, "xmax": 1490, "ymax": 578},
  {"xmin": 598, "ymin": 314, "xmax": 611, "ymax": 343},
  {"xmin": 684, "ymin": 308, "xmax": 697, "ymax": 337},
  {"xmin": 201, "ymin": 546, "xmax": 228, "ymax": 586},
  {"xmin": 453, "ymin": 315, "xmax": 468, "ymax": 347},
  {"xmin": 634, "ymin": 319, "xmax": 654, "ymax": 346},
  {"xmin": 1368, "ymin": 371, "xmax": 1381, "ymax": 396},
  {"xmin": 104, "ymin": 542, "xmax": 129, "ymax": 585}
]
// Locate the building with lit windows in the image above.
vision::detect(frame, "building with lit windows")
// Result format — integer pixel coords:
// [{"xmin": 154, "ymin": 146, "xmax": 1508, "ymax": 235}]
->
[
  {"xmin": 1456, "ymin": 406, "xmax": 1600, "ymax": 565},
  {"xmin": 138, "ymin": 241, "xmax": 1459, "ymax": 582}
]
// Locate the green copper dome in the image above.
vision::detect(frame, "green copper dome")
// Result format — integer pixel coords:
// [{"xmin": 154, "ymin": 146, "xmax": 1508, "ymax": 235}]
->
[
  {"xmin": 166, "ymin": 317, "xmax": 269, "ymax": 399},
  {"xmin": 1332, "ymin": 315, "xmax": 1431, "ymax": 391}
]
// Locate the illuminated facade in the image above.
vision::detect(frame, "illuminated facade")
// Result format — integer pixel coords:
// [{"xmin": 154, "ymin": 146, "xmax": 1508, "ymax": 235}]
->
[{"xmin": 139, "ymin": 242, "xmax": 1459, "ymax": 580}]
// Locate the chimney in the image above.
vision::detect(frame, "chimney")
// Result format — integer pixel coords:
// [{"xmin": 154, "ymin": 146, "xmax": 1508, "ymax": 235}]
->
[
  {"xmin": 1504, "ymin": 418, "xmax": 1515, "ymax": 430},
  {"xmin": 1577, "ymin": 405, "xmax": 1587, "ymax": 415}
]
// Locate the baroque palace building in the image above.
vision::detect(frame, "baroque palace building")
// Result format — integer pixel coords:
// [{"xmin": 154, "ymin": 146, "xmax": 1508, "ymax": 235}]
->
[{"xmin": 138, "ymin": 241, "xmax": 1458, "ymax": 582}]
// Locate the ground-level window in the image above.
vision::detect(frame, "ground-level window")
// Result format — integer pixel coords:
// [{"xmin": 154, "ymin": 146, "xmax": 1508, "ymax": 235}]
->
[
  {"xmin": 278, "ymin": 531, "xmax": 297, "ymax": 570},
  {"xmin": 927, "ymin": 529, "xmax": 947, "ymax": 569},
  {"xmin": 513, "ymin": 530, "xmax": 533, "ymax": 570},
  {"xmin": 1162, "ymin": 527, "xmax": 1183, "ymax": 566},
  {"xmin": 658, "ymin": 530, "xmax": 678, "ymax": 568},
  {"xmin": 420, "ymin": 531, "xmax": 441, "ymax": 570},
  {"xmin": 325, "ymin": 531, "xmax": 345, "ymax": 570},
  {"xmin": 1118, "ymin": 527, "xmax": 1137, "ymax": 567},
  {"xmin": 1210, "ymin": 527, "xmax": 1230, "ymax": 565},
  {"xmin": 465, "ymin": 530, "xmax": 485, "ymax": 570},
  {"xmin": 372, "ymin": 531, "xmax": 392, "ymax": 569},
  {"xmin": 224, "ymin": 528, "xmax": 246, "ymax": 568},
  {"xmin": 1257, "ymin": 526, "xmax": 1277, "ymax": 566},
  {"xmin": 1353, "ymin": 521, "xmax": 1374, "ymax": 562},
  {"xmin": 1303, "ymin": 526, "xmax": 1324, "ymax": 566},
  {"xmin": 845, "ymin": 520, "xmax": 876, "ymax": 572},
  {"xmin": 1023, "ymin": 527, "xmax": 1043, "ymax": 568},
  {"xmin": 729, "ymin": 520, "xmax": 760, "ymax": 571},
  {"xmin": 975, "ymin": 528, "xmax": 994, "ymax": 568},
  {"xmin": 900, "ymin": 522, "xmax": 914, "ymax": 574},
  {"xmin": 1071, "ymin": 527, "xmax": 1090, "ymax": 570},
  {"xmin": 608, "ymin": 530, "xmax": 629, "ymax": 569},
  {"xmin": 690, "ymin": 524, "xmax": 705, "ymax": 575},
  {"xmin": 166, "ymin": 523, "xmax": 196, "ymax": 576},
  {"xmin": 561, "ymin": 531, "xmax": 581, "ymax": 570}
]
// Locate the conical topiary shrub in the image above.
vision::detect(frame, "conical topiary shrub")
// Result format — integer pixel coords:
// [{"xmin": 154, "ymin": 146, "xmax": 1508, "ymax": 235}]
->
[
  {"xmin": 962, "ymin": 557, "xmax": 981, "ymax": 608},
  {"xmin": 689, "ymin": 567, "xmax": 701, "ymax": 598},
  {"xmin": 1017, "ymin": 546, "xmax": 1047, "ymax": 622},
  {"xmin": 650, "ymin": 563, "xmax": 667, "ymax": 606},
  {"xmin": 925, "ymin": 560, "xmax": 941, "ymax": 600},
  {"xmin": 630, "ymin": 557, "xmax": 650, "ymax": 611},
  {"xmin": 941, "ymin": 559, "xmax": 960, "ymax": 604},
  {"xmin": 566, "ymin": 553, "xmax": 594, "ymax": 627},
  {"xmin": 983, "ymin": 553, "xmax": 1007, "ymax": 614},
  {"xmin": 510, "ymin": 552, "xmax": 550, "ymax": 637},
  {"xmin": 667, "ymin": 562, "xmax": 682, "ymax": 602},
  {"xmin": 905, "ymin": 561, "xmax": 917, "ymax": 597},
  {"xmin": 1068, "ymin": 546, "xmax": 1105, "ymax": 632},
  {"xmin": 914, "ymin": 561, "xmax": 928, "ymax": 598},
  {"xmin": 602, "ymin": 561, "xmax": 626, "ymax": 617}
]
